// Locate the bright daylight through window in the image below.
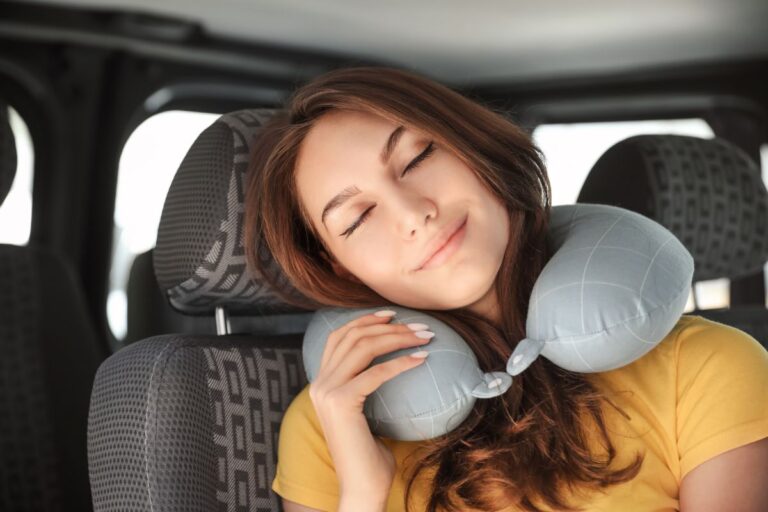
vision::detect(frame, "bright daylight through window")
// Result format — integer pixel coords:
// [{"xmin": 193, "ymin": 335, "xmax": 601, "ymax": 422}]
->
[
  {"xmin": 0, "ymin": 106, "xmax": 33, "ymax": 246},
  {"xmin": 109, "ymin": 110, "xmax": 219, "ymax": 346}
]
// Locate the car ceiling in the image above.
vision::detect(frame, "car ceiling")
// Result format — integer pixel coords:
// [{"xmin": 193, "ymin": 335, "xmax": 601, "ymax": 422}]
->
[{"xmin": 17, "ymin": 0, "xmax": 768, "ymax": 86}]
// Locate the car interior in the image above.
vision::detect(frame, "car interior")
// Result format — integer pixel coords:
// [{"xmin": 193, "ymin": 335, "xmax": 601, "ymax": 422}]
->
[{"xmin": 1, "ymin": 1, "xmax": 767, "ymax": 510}]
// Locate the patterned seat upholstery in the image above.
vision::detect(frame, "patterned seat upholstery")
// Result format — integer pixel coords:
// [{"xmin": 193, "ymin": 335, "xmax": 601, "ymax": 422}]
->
[
  {"xmin": 87, "ymin": 109, "xmax": 318, "ymax": 511},
  {"xmin": 578, "ymin": 134, "xmax": 768, "ymax": 347},
  {"xmin": 124, "ymin": 247, "xmax": 313, "ymax": 345}
]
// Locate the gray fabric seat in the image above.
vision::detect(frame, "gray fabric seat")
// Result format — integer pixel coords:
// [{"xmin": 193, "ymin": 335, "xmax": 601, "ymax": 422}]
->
[
  {"xmin": 124, "ymin": 248, "xmax": 218, "ymax": 344},
  {"xmin": 0, "ymin": 105, "xmax": 105, "ymax": 511},
  {"xmin": 87, "ymin": 109, "xmax": 318, "ymax": 511},
  {"xmin": 578, "ymin": 134, "xmax": 768, "ymax": 347},
  {"xmin": 124, "ymin": 247, "xmax": 312, "ymax": 345}
]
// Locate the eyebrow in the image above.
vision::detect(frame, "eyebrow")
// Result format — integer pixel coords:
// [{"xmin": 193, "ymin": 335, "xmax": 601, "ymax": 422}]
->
[{"xmin": 320, "ymin": 124, "xmax": 405, "ymax": 228}]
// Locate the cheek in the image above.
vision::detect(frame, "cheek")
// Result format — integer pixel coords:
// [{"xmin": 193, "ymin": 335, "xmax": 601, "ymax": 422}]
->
[
  {"xmin": 345, "ymin": 239, "xmax": 399, "ymax": 283},
  {"xmin": 465, "ymin": 179, "xmax": 509, "ymax": 256}
]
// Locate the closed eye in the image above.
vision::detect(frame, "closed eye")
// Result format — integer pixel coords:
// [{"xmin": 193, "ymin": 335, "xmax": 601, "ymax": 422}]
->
[
  {"xmin": 340, "ymin": 141, "xmax": 436, "ymax": 238},
  {"xmin": 400, "ymin": 141, "xmax": 435, "ymax": 178}
]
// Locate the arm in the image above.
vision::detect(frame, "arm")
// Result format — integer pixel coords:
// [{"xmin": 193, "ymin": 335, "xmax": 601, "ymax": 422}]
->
[{"xmin": 680, "ymin": 436, "xmax": 768, "ymax": 511}]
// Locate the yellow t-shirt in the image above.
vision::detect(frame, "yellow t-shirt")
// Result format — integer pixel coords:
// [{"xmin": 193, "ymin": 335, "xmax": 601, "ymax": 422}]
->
[{"xmin": 271, "ymin": 315, "xmax": 768, "ymax": 511}]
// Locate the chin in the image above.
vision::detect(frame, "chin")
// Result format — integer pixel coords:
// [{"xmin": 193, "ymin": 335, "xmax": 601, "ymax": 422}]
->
[{"xmin": 420, "ymin": 287, "xmax": 490, "ymax": 311}]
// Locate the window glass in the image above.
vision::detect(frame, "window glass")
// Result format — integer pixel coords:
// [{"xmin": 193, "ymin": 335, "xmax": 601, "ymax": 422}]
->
[
  {"xmin": 531, "ymin": 119, "xmax": 726, "ymax": 313},
  {"xmin": 109, "ymin": 110, "xmax": 219, "ymax": 344},
  {"xmin": 0, "ymin": 106, "xmax": 34, "ymax": 245}
]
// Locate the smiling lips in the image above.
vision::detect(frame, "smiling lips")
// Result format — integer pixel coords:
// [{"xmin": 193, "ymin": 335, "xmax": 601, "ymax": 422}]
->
[{"xmin": 416, "ymin": 214, "xmax": 468, "ymax": 271}]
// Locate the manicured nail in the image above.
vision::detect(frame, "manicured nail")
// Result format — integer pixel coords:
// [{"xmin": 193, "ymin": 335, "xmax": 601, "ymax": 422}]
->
[
  {"xmin": 406, "ymin": 323, "xmax": 429, "ymax": 331},
  {"xmin": 413, "ymin": 331, "xmax": 435, "ymax": 339},
  {"xmin": 410, "ymin": 350, "xmax": 430, "ymax": 359},
  {"xmin": 374, "ymin": 310, "xmax": 397, "ymax": 317}
]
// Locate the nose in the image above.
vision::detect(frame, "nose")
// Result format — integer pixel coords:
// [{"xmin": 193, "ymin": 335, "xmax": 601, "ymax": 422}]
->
[{"xmin": 395, "ymin": 189, "xmax": 436, "ymax": 239}]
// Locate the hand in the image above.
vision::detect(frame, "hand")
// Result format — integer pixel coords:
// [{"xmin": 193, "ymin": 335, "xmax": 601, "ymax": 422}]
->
[{"xmin": 308, "ymin": 310, "xmax": 434, "ymax": 499}]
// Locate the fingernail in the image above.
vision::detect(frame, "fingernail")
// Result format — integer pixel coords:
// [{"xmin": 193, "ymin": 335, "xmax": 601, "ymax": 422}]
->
[
  {"xmin": 410, "ymin": 350, "xmax": 430, "ymax": 358},
  {"xmin": 374, "ymin": 310, "xmax": 397, "ymax": 317},
  {"xmin": 406, "ymin": 323, "xmax": 429, "ymax": 331},
  {"xmin": 413, "ymin": 331, "xmax": 435, "ymax": 339}
]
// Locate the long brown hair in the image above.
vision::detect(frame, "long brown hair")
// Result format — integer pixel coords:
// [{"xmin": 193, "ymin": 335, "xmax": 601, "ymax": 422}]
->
[{"xmin": 244, "ymin": 66, "xmax": 643, "ymax": 512}]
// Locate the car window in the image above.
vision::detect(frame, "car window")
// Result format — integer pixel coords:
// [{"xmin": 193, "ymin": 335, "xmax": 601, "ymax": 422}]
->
[
  {"xmin": 0, "ymin": 105, "xmax": 34, "ymax": 246},
  {"xmin": 108, "ymin": 110, "xmax": 219, "ymax": 344},
  {"xmin": 532, "ymin": 118, "xmax": 726, "ymax": 313}
]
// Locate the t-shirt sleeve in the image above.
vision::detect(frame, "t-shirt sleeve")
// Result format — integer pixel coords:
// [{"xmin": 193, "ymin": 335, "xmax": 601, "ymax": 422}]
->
[
  {"xmin": 676, "ymin": 317, "xmax": 768, "ymax": 481},
  {"xmin": 271, "ymin": 384, "xmax": 341, "ymax": 511}
]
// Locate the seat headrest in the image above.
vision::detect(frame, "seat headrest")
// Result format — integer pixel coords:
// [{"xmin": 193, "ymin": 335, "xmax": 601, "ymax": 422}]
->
[
  {"xmin": 0, "ymin": 104, "xmax": 16, "ymax": 207},
  {"xmin": 578, "ymin": 134, "xmax": 768, "ymax": 282},
  {"xmin": 154, "ymin": 109, "xmax": 312, "ymax": 316}
]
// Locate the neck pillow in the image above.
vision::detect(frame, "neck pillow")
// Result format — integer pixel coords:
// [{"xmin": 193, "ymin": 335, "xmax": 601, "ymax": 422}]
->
[{"xmin": 302, "ymin": 203, "xmax": 694, "ymax": 441}]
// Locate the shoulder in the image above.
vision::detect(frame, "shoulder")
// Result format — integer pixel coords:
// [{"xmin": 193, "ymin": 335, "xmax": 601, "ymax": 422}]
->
[
  {"xmin": 282, "ymin": 384, "xmax": 322, "ymax": 435},
  {"xmin": 671, "ymin": 315, "xmax": 768, "ymax": 480},
  {"xmin": 273, "ymin": 384, "xmax": 342, "ymax": 510},
  {"xmin": 286, "ymin": 384, "xmax": 313, "ymax": 414},
  {"xmin": 672, "ymin": 314, "xmax": 768, "ymax": 382},
  {"xmin": 276, "ymin": 383, "xmax": 330, "ymax": 465}
]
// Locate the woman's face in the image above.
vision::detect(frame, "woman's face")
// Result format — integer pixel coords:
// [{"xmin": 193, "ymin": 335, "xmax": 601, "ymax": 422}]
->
[{"xmin": 294, "ymin": 109, "xmax": 509, "ymax": 320}]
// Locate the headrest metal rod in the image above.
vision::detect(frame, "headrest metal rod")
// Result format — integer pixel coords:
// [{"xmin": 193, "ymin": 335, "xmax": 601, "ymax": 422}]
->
[{"xmin": 215, "ymin": 306, "xmax": 231, "ymax": 335}]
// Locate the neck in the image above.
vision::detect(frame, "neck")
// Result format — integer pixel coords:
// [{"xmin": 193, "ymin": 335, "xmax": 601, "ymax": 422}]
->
[{"xmin": 469, "ymin": 285, "xmax": 502, "ymax": 327}]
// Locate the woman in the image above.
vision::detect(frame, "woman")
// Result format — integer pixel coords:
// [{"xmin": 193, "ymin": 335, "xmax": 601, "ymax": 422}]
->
[{"xmin": 243, "ymin": 67, "xmax": 768, "ymax": 511}]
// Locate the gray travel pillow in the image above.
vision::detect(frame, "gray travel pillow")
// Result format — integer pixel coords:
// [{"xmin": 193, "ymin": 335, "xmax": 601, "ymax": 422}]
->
[{"xmin": 302, "ymin": 203, "xmax": 694, "ymax": 441}]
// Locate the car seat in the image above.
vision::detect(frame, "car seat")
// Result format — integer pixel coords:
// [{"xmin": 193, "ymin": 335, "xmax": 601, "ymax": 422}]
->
[
  {"xmin": 0, "ymin": 103, "xmax": 106, "ymax": 510},
  {"xmin": 87, "ymin": 109, "xmax": 313, "ymax": 511},
  {"xmin": 124, "ymin": 247, "xmax": 312, "ymax": 345},
  {"xmin": 125, "ymin": 248, "xmax": 220, "ymax": 342},
  {"xmin": 577, "ymin": 134, "xmax": 768, "ymax": 347}
]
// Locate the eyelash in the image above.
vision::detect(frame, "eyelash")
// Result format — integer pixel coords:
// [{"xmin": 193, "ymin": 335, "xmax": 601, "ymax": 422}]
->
[{"xmin": 341, "ymin": 141, "xmax": 436, "ymax": 238}]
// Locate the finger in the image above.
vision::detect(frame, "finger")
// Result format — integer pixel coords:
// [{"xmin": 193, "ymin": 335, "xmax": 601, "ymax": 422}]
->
[
  {"xmin": 350, "ymin": 353, "xmax": 430, "ymax": 401},
  {"xmin": 324, "ymin": 322, "xmax": 419, "ymax": 377},
  {"xmin": 320, "ymin": 311, "xmax": 397, "ymax": 370},
  {"xmin": 324, "ymin": 328, "xmax": 432, "ymax": 387}
]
